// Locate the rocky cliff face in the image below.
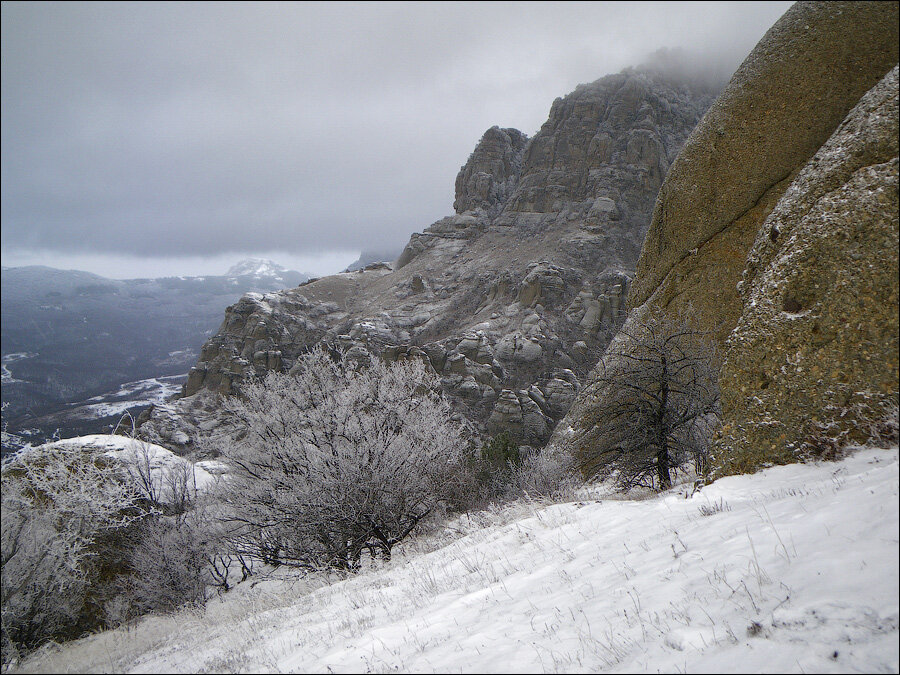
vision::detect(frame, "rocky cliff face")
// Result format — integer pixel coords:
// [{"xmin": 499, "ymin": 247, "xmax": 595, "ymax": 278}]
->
[
  {"xmin": 714, "ymin": 66, "xmax": 899, "ymax": 473},
  {"xmin": 451, "ymin": 127, "xmax": 528, "ymax": 217},
  {"xmin": 551, "ymin": 1, "xmax": 899, "ymax": 477},
  {"xmin": 138, "ymin": 68, "xmax": 716, "ymax": 453},
  {"xmin": 628, "ymin": 0, "xmax": 900, "ymax": 341}
]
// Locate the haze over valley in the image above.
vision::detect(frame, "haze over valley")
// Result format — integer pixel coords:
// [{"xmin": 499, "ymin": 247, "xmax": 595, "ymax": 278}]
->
[{"xmin": 1, "ymin": 259, "xmax": 307, "ymax": 451}]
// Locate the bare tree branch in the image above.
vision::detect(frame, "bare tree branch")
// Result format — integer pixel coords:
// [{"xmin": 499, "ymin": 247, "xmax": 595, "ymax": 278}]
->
[
  {"xmin": 588, "ymin": 308, "xmax": 721, "ymax": 490},
  {"xmin": 206, "ymin": 347, "xmax": 471, "ymax": 570}
]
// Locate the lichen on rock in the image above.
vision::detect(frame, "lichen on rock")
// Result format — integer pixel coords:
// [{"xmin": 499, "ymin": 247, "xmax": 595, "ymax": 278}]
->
[
  {"xmin": 713, "ymin": 66, "xmax": 899, "ymax": 475},
  {"xmin": 550, "ymin": 0, "xmax": 899, "ymax": 478}
]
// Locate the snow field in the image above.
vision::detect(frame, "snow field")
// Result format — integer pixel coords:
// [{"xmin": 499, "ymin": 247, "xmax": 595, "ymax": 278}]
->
[
  {"xmin": 74, "ymin": 376, "xmax": 186, "ymax": 420},
  {"xmin": 11, "ymin": 447, "xmax": 898, "ymax": 674}
]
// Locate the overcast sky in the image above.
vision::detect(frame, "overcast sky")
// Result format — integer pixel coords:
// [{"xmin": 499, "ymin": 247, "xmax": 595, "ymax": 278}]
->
[{"xmin": 1, "ymin": 1, "xmax": 792, "ymax": 279}]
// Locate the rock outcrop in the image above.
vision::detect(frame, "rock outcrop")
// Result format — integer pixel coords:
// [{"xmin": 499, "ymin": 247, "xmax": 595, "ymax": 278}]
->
[
  {"xmin": 551, "ymin": 1, "xmax": 899, "ymax": 477},
  {"xmin": 714, "ymin": 66, "xmax": 899, "ymax": 473},
  {"xmin": 629, "ymin": 0, "xmax": 899, "ymax": 340},
  {"xmin": 452, "ymin": 127, "xmax": 528, "ymax": 216},
  {"xmin": 138, "ymin": 68, "xmax": 717, "ymax": 453}
]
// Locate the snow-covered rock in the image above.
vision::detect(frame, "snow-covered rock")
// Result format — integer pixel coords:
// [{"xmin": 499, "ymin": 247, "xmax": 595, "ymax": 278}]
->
[
  {"xmin": 226, "ymin": 258, "xmax": 290, "ymax": 279},
  {"xmin": 22, "ymin": 434, "xmax": 225, "ymax": 498}
]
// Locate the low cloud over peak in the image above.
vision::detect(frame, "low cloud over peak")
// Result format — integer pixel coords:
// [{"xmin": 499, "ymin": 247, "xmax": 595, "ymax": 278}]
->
[{"xmin": 1, "ymin": 2, "xmax": 792, "ymax": 277}]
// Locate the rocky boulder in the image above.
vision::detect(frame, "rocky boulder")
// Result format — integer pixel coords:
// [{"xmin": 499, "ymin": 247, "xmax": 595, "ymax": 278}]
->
[
  {"xmin": 714, "ymin": 66, "xmax": 899, "ymax": 474},
  {"xmin": 550, "ymin": 0, "xmax": 899, "ymax": 477}
]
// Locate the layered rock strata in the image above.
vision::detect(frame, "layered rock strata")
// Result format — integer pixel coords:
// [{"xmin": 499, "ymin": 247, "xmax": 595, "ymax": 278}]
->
[
  {"xmin": 551, "ymin": 1, "xmax": 899, "ymax": 477},
  {"xmin": 138, "ymin": 69, "xmax": 716, "ymax": 453}
]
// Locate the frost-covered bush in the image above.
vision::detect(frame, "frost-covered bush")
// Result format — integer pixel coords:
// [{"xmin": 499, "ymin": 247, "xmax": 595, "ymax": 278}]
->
[
  {"xmin": 1, "ymin": 444, "xmax": 141, "ymax": 663},
  {"xmin": 508, "ymin": 448, "xmax": 580, "ymax": 500},
  {"xmin": 118, "ymin": 510, "xmax": 216, "ymax": 619},
  {"xmin": 462, "ymin": 432, "xmax": 579, "ymax": 506},
  {"xmin": 103, "ymin": 448, "xmax": 235, "ymax": 626},
  {"xmin": 210, "ymin": 348, "xmax": 472, "ymax": 570},
  {"xmin": 102, "ymin": 438, "xmax": 241, "ymax": 623},
  {"xmin": 117, "ymin": 437, "xmax": 200, "ymax": 514}
]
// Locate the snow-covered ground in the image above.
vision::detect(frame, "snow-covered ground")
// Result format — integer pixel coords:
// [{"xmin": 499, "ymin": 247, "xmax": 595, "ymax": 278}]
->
[
  {"xmin": 1, "ymin": 351, "xmax": 37, "ymax": 384},
  {"xmin": 11, "ymin": 447, "xmax": 899, "ymax": 674}
]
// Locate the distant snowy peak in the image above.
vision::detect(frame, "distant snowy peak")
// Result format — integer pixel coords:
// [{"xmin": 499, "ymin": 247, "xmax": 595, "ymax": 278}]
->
[{"xmin": 226, "ymin": 258, "xmax": 288, "ymax": 278}]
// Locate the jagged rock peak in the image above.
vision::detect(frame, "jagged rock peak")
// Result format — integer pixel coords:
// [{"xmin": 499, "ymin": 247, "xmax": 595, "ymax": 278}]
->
[
  {"xmin": 454, "ymin": 126, "xmax": 529, "ymax": 216},
  {"xmin": 138, "ymin": 63, "xmax": 717, "ymax": 454},
  {"xmin": 500, "ymin": 68, "xmax": 715, "ymax": 221}
]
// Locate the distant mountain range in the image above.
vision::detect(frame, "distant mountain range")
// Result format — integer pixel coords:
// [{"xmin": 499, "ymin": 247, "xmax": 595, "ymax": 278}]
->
[{"xmin": 1, "ymin": 259, "xmax": 307, "ymax": 453}]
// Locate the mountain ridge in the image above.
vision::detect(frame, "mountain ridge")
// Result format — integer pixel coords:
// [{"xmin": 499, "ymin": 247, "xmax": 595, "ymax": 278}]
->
[{"xmin": 137, "ymin": 66, "xmax": 718, "ymax": 453}]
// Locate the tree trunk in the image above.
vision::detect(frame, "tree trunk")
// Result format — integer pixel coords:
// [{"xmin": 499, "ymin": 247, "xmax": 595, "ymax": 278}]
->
[
  {"xmin": 656, "ymin": 443, "xmax": 671, "ymax": 489},
  {"xmin": 657, "ymin": 353, "xmax": 671, "ymax": 489}
]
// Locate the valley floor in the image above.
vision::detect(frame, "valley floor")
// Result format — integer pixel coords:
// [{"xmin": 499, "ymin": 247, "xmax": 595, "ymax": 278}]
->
[{"xmin": 11, "ymin": 447, "xmax": 899, "ymax": 674}]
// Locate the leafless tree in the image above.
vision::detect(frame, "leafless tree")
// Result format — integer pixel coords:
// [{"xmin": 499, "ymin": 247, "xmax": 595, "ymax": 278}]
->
[
  {"xmin": 209, "ymin": 348, "xmax": 471, "ymax": 571},
  {"xmin": 107, "ymin": 441, "xmax": 233, "ymax": 624},
  {"xmin": 118, "ymin": 438, "xmax": 198, "ymax": 515},
  {"xmin": 590, "ymin": 308, "xmax": 720, "ymax": 490}
]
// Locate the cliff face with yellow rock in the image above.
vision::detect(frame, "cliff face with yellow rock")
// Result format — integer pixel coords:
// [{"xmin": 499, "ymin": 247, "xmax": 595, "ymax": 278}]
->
[
  {"xmin": 552, "ymin": 1, "xmax": 899, "ymax": 477},
  {"xmin": 714, "ymin": 65, "xmax": 898, "ymax": 474}
]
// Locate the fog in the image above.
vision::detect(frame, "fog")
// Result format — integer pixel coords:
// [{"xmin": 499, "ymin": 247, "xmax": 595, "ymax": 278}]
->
[{"xmin": 1, "ymin": 1, "xmax": 793, "ymax": 278}]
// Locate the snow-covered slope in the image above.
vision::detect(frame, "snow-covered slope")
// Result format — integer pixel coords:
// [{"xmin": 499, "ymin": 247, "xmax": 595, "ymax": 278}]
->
[{"xmin": 11, "ymin": 447, "xmax": 898, "ymax": 674}]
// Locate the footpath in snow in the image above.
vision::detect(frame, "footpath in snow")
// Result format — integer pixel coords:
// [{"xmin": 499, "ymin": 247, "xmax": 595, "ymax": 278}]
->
[{"xmin": 13, "ymin": 446, "xmax": 899, "ymax": 674}]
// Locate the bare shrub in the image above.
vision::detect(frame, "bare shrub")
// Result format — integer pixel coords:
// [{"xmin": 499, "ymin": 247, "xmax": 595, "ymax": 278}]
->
[
  {"xmin": 508, "ymin": 448, "xmax": 580, "ymax": 501},
  {"xmin": 117, "ymin": 437, "xmax": 198, "ymax": 513},
  {"xmin": 455, "ymin": 433, "xmax": 581, "ymax": 508},
  {"xmin": 697, "ymin": 498, "xmax": 731, "ymax": 517},
  {"xmin": 120, "ymin": 511, "xmax": 214, "ymax": 617},
  {"xmin": 208, "ymin": 348, "xmax": 472, "ymax": 571},
  {"xmin": 589, "ymin": 308, "xmax": 721, "ymax": 490},
  {"xmin": 108, "ymin": 437, "xmax": 251, "ymax": 621},
  {"xmin": 800, "ymin": 395, "xmax": 899, "ymax": 462}
]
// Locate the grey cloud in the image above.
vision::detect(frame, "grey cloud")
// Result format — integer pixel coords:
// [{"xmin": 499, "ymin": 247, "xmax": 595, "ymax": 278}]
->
[{"xmin": 1, "ymin": 1, "xmax": 793, "ymax": 265}]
